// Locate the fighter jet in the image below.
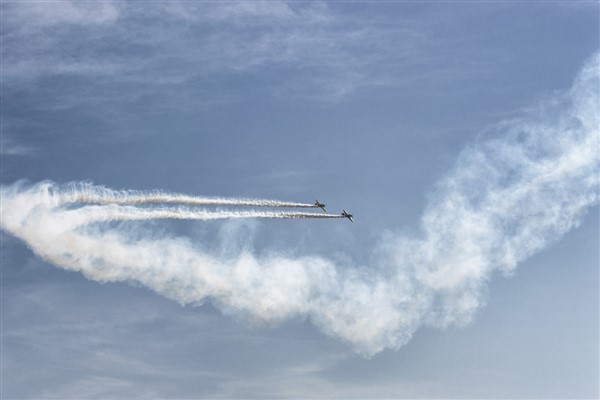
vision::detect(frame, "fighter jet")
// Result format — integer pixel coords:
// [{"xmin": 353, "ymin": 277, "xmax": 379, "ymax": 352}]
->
[
  {"xmin": 341, "ymin": 210, "xmax": 354, "ymax": 222},
  {"xmin": 314, "ymin": 200, "xmax": 327, "ymax": 212}
]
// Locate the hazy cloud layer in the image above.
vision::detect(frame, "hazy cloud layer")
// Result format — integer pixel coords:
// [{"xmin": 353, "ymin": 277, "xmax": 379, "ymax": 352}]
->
[{"xmin": 1, "ymin": 1, "xmax": 468, "ymax": 99}]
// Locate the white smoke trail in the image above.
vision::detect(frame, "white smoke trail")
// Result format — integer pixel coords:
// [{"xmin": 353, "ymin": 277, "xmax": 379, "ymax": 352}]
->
[
  {"xmin": 58, "ymin": 204, "xmax": 344, "ymax": 224},
  {"xmin": 56, "ymin": 183, "xmax": 318, "ymax": 209},
  {"xmin": 1, "ymin": 53, "xmax": 598, "ymax": 355}
]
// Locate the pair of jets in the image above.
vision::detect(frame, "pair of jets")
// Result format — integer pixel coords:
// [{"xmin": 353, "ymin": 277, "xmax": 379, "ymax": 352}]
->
[{"xmin": 314, "ymin": 200, "xmax": 354, "ymax": 222}]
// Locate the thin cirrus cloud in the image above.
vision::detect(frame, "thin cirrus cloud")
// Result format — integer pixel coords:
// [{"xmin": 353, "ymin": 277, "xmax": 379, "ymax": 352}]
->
[
  {"xmin": 1, "ymin": 1, "xmax": 430, "ymax": 97},
  {"xmin": 2, "ymin": 53, "xmax": 597, "ymax": 356},
  {"xmin": 0, "ymin": 134, "xmax": 36, "ymax": 157}
]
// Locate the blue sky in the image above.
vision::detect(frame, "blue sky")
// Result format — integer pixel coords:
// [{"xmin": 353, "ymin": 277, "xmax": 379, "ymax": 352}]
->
[{"xmin": 1, "ymin": 1, "xmax": 598, "ymax": 398}]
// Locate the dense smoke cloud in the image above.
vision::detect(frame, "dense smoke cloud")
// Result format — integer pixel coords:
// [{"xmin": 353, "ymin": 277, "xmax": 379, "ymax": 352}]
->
[{"xmin": 1, "ymin": 53, "xmax": 598, "ymax": 355}]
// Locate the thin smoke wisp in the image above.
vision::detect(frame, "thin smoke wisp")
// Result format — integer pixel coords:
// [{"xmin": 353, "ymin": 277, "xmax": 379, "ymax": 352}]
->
[
  {"xmin": 65, "ymin": 183, "xmax": 319, "ymax": 209},
  {"xmin": 1, "ymin": 53, "xmax": 598, "ymax": 355}
]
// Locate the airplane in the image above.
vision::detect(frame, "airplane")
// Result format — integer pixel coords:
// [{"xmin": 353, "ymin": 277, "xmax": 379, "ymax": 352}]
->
[
  {"xmin": 341, "ymin": 210, "xmax": 354, "ymax": 222},
  {"xmin": 314, "ymin": 200, "xmax": 327, "ymax": 212}
]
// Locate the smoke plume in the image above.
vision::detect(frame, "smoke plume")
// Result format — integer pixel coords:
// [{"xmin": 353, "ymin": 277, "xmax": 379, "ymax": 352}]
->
[
  {"xmin": 1, "ymin": 53, "xmax": 598, "ymax": 355},
  {"xmin": 63, "ymin": 183, "xmax": 319, "ymax": 209}
]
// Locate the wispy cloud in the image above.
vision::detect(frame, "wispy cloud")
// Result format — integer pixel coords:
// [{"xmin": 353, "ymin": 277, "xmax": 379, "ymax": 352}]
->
[
  {"xmin": 7, "ymin": 1, "xmax": 120, "ymax": 28},
  {"xmin": 2, "ymin": 1, "xmax": 451, "ymax": 155},
  {"xmin": 1, "ymin": 1, "xmax": 451, "ymax": 99},
  {"xmin": 2, "ymin": 1, "xmax": 123, "ymax": 79},
  {"xmin": 0, "ymin": 133, "xmax": 36, "ymax": 156}
]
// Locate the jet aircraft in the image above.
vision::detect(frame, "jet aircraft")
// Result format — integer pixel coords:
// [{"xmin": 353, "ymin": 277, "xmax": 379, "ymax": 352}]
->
[
  {"xmin": 341, "ymin": 210, "xmax": 354, "ymax": 222},
  {"xmin": 314, "ymin": 200, "xmax": 327, "ymax": 212}
]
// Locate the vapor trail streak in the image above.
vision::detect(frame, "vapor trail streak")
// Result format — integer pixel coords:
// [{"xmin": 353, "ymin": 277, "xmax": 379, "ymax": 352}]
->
[
  {"xmin": 65, "ymin": 205, "xmax": 344, "ymax": 224},
  {"xmin": 57, "ymin": 184, "xmax": 318, "ymax": 209}
]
